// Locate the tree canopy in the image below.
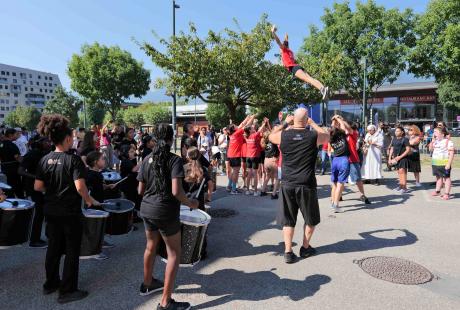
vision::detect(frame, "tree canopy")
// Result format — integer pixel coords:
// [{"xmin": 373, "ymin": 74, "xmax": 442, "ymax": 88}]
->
[
  {"xmin": 206, "ymin": 102, "xmax": 246, "ymax": 129},
  {"xmin": 140, "ymin": 15, "xmax": 315, "ymax": 120},
  {"xmin": 298, "ymin": 0, "xmax": 415, "ymax": 105},
  {"xmin": 4, "ymin": 106, "xmax": 41, "ymax": 131},
  {"xmin": 68, "ymin": 43, "xmax": 151, "ymax": 120},
  {"xmin": 44, "ymin": 86, "xmax": 82, "ymax": 128}
]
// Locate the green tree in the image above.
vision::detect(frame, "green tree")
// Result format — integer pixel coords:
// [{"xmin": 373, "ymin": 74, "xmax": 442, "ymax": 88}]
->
[
  {"xmin": 298, "ymin": 1, "xmax": 415, "ymax": 107},
  {"xmin": 144, "ymin": 105, "xmax": 171, "ymax": 125},
  {"xmin": 437, "ymin": 80, "xmax": 460, "ymax": 109},
  {"xmin": 5, "ymin": 106, "xmax": 41, "ymax": 131},
  {"xmin": 68, "ymin": 43, "xmax": 151, "ymax": 120},
  {"xmin": 85, "ymin": 101, "xmax": 106, "ymax": 127},
  {"xmin": 206, "ymin": 102, "xmax": 246, "ymax": 129},
  {"xmin": 44, "ymin": 86, "xmax": 82, "ymax": 127},
  {"xmin": 408, "ymin": 0, "xmax": 460, "ymax": 108},
  {"xmin": 140, "ymin": 15, "xmax": 314, "ymax": 120},
  {"xmin": 122, "ymin": 107, "xmax": 144, "ymax": 128}
]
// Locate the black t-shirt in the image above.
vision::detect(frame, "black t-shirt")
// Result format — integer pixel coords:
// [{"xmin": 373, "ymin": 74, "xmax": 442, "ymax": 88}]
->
[
  {"xmin": 0, "ymin": 140, "xmax": 20, "ymax": 174},
  {"xmin": 36, "ymin": 151, "xmax": 87, "ymax": 216},
  {"xmin": 182, "ymin": 166, "xmax": 210, "ymax": 209},
  {"xmin": 121, "ymin": 138, "xmax": 137, "ymax": 150},
  {"xmin": 79, "ymin": 147, "xmax": 95, "ymax": 157},
  {"xmin": 86, "ymin": 169, "xmax": 104, "ymax": 203},
  {"xmin": 392, "ymin": 137, "xmax": 409, "ymax": 157},
  {"xmin": 20, "ymin": 149, "xmax": 45, "ymax": 193},
  {"xmin": 265, "ymin": 141, "xmax": 279, "ymax": 158},
  {"xmin": 141, "ymin": 147, "xmax": 152, "ymax": 160},
  {"xmin": 330, "ymin": 135, "xmax": 349, "ymax": 157},
  {"xmin": 137, "ymin": 152, "xmax": 184, "ymax": 220},
  {"xmin": 111, "ymin": 132, "xmax": 125, "ymax": 150},
  {"xmin": 280, "ymin": 129, "xmax": 318, "ymax": 188},
  {"xmin": 120, "ymin": 158, "xmax": 138, "ymax": 193},
  {"xmin": 199, "ymin": 155, "xmax": 210, "ymax": 168}
]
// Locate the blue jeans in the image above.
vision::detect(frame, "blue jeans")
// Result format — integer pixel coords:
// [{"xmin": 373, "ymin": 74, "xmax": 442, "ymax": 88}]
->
[{"xmin": 321, "ymin": 150, "xmax": 329, "ymax": 173}]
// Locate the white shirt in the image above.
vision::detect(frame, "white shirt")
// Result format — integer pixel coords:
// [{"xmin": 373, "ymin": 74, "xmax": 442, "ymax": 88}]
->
[{"xmin": 14, "ymin": 134, "xmax": 28, "ymax": 156}]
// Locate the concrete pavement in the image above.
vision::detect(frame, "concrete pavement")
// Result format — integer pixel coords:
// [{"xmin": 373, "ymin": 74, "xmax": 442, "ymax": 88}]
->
[{"xmin": 0, "ymin": 168, "xmax": 459, "ymax": 309}]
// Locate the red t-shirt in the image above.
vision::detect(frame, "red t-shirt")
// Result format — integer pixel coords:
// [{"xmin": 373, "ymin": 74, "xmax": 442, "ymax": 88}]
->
[
  {"xmin": 246, "ymin": 132, "xmax": 262, "ymax": 158},
  {"xmin": 227, "ymin": 128, "xmax": 245, "ymax": 158},
  {"xmin": 322, "ymin": 143, "xmax": 329, "ymax": 151},
  {"xmin": 241, "ymin": 141, "xmax": 247, "ymax": 158},
  {"xmin": 281, "ymin": 47, "xmax": 298, "ymax": 68},
  {"xmin": 347, "ymin": 131, "xmax": 360, "ymax": 163}
]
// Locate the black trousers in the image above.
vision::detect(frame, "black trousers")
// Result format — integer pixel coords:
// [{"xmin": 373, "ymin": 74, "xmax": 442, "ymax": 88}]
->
[
  {"xmin": 29, "ymin": 191, "xmax": 45, "ymax": 243},
  {"xmin": 5, "ymin": 171, "xmax": 24, "ymax": 199},
  {"xmin": 44, "ymin": 215, "xmax": 82, "ymax": 294}
]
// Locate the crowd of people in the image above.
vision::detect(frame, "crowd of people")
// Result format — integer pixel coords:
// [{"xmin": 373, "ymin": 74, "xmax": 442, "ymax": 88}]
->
[{"xmin": 0, "ymin": 110, "xmax": 456, "ymax": 309}]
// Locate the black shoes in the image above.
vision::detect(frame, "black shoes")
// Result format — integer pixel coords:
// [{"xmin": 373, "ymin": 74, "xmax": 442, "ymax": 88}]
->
[
  {"xmin": 57, "ymin": 290, "xmax": 88, "ymax": 304},
  {"xmin": 271, "ymin": 193, "xmax": 278, "ymax": 200},
  {"xmin": 157, "ymin": 299, "xmax": 191, "ymax": 310},
  {"xmin": 284, "ymin": 252, "xmax": 297, "ymax": 264},
  {"xmin": 43, "ymin": 283, "xmax": 60, "ymax": 295},
  {"xmin": 360, "ymin": 195, "xmax": 371, "ymax": 204},
  {"xmin": 140, "ymin": 278, "xmax": 164, "ymax": 296},
  {"xmin": 29, "ymin": 240, "xmax": 48, "ymax": 248},
  {"xmin": 260, "ymin": 192, "xmax": 267, "ymax": 197},
  {"xmin": 299, "ymin": 246, "xmax": 317, "ymax": 258}
]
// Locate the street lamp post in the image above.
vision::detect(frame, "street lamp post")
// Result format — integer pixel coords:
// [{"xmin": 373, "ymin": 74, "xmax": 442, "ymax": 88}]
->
[
  {"xmin": 172, "ymin": 0, "xmax": 180, "ymax": 152},
  {"xmin": 360, "ymin": 56, "xmax": 368, "ymax": 127}
]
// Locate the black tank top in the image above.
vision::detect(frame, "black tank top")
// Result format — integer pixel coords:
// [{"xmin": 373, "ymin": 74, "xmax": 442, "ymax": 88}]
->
[{"xmin": 280, "ymin": 129, "xmax": 318, "ymax": 188}]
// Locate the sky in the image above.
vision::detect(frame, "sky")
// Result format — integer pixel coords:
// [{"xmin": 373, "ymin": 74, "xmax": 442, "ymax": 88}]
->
[{"xmin": 0, "ymin": 0, "xmax": 431, "ymax": 102}]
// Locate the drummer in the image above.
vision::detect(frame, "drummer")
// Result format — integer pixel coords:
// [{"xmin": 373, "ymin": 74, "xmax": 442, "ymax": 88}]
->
[
  {"xmin": 18, "ymin": 134, "xmax": 51, "ymax": 248},
  {"xmin": 137, "ymin": 123, "xmax": 198, "ymax": 310},
  {"xmin": 119, "ymin": 144, "xmax": 141, "ymax": 221},
  {"xmin": 34, "ymin": 114, "xmax": 100, "ymax": 304}
]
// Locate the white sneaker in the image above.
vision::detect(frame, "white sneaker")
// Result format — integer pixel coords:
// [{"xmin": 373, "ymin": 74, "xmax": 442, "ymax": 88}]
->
[
  {"xmin": 253, "ymin": 191, "xmax": 261, "ymax": 197},
  {"xmin": 95, "ymin": 253, "xmax": 109, "ymax": 260},
  {"xmin": 245, "ymin": 190, "xmax": 251, "ymax": 196},
  {"xmin": 333, "ymin": 206, "xmax": 343, "ymax": 213},
  {"xmin": 400, "ymin": 189, "xmax": 409, "ymax": 194},
  {"xmin": 415, "ymin": 182, "xmax": 422, "ymax": 187},
  {"xmin": 393, "ymin": 187, "xmax": 401, "ymax": 192},
  {"xmin": 321, "ymin": 86, "xmax": 329, "ymax": 100}
]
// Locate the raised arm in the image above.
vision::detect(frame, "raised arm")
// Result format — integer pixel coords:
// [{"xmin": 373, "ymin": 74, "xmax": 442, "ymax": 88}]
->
[
  {"xmin": 308, "ymin": 118, "xmax": 330, "ymax": 146},
  {"xmin": 332, "ymin": 115, "xmax": 352, "ymax": 134},
  {"xmin": 239, "ymin": 114, "xmax": 255, "ymax": 129},
  {"xmin": 271, "ymin": 25, "xmax": 284, "ymax": 49},
  {"xmin": 258, "ymin": 118, "xmax": 269, "ymax": 133},
  {"xmin": 269, "ymin": 115, "xmax": 293, "ymax": 145}
]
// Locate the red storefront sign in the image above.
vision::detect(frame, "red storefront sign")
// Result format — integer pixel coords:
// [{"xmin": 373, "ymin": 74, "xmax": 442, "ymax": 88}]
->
[
  {"xmin": 400, "ymin": 95, "xmax": 436, "ymax": 102},
  {"xmin": 340, "ymin": 98, "xmax": 384, "ymax": 105}
]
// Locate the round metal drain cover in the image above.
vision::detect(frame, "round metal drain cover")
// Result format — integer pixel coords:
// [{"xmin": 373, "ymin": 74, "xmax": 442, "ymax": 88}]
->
[
  {"xmin": 207, "ymin": 208, "xmax": 238, "ymax": 218},
  {"xmin": 355, "ymin": 256, "xmax": 433, "ymax": 285}
]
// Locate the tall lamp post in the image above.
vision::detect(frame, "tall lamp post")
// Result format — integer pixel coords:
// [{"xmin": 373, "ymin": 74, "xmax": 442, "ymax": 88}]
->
[
  {"xmin": 172, "ymin": 0, "xmax": 180, "ymax": 152},
  {"xmin": 360, "ymin": 56, "xmax": 368, "ymax": 127}
]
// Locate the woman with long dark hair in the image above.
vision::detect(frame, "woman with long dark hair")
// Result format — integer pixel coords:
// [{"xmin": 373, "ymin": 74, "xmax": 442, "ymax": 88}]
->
[
  {"xmin": 137, "ymin": 123, "xmax": 198, "ymax": 310},
  {"xmin": 78, "ymin": 130, "xmax": 97, "ymax": 165},
  {"xmin": 34, "ymin": 114, "xmax": 99, "ymax": 304},
  {"xmin": 389, "ymin": 126, "xmax": 411, "ymax": 193}
]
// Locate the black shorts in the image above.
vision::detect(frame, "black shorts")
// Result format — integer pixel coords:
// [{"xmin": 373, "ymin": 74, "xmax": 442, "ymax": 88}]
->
[
  {"xmin": 246, "ymin": 157, "xmax": 260, "ymax": 169},
  {"xmin": 259, "ymin": 151, "xmax": 265, "ymax": 164},
  {"xmin": 277, "ymin": 184, "xmax": 320, "ymax": 227},
  {"xmin": 142, "ymin": 217, "xmax": 181, "ymax": 236},
  {"xmin": 288, "ymin": 65, "xmax": 304, "ymax": 76},
  {"xmin": 432, "ymin": 165, "xmax": 451, "ymax": 178},
  {"xmin": 228, "ymin": 157, "xmax": 241, "ymax": 167}
]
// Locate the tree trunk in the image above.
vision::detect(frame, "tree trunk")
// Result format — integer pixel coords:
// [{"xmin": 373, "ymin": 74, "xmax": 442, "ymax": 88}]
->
[{"xmin": 227, "ymin": 102, "xmax": 236, "ymax": 124}]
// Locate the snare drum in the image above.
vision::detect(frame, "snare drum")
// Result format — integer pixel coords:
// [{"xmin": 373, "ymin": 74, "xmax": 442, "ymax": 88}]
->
[
  {"xmin": 102, "ymin": 171, "xmax": 122, "ymax": 199},
  {"xmin": 103, "ymin": 199, "xmax": 134, "ymax": 235},
  {"xmin": 158, "ymin": 205, "xmax": 211, "ymax": 266},
  {"xmin": 80, "ymin": 208, "xmax": 108, "ymax": 259},
  {"xmin": 0, "ymin": 199, "xmax": 35, "ymax": 248}
]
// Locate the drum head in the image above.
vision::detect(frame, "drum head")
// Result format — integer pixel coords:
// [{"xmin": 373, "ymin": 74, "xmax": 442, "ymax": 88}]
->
[
  {"xmin": 0, "ymin": 182, "xmax": 12, "ymax": 189},
  {"xmin": 103, "ymin": 199, "xmax": 134, "ymax": 213},
  {"xmin": 82, "ymin": 208, "xmax": 109, "ymax": 218},
  {"xmin": 180, "ymin": 205, "xmax": 211, "ymax": 226},
  {"xmin": 102, "ymin": 172, "xmax": 122, "ymax": 181},
  {"xmin": 0, "ymin": 199, "xmax": 35, "ymax": 210}
]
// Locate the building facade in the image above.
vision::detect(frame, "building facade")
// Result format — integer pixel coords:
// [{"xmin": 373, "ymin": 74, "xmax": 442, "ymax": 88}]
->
[{"xmin": 0, "ymin": 63, "xmax": 61, "ymax": 123}]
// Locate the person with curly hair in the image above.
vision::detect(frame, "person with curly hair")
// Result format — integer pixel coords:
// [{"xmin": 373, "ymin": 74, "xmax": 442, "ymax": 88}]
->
[{"xmin": 34, "ymin": 114, "xmax": 100, "ymax": 304}]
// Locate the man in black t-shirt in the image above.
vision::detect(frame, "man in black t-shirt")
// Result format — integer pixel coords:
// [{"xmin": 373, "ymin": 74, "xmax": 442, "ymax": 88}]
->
[
  {"xmin": 269, "ymin": 108, "xmax": 329, "ymax": 264},
  {"xmin": 0, "ymin": 128, "xmax": 24, "ymax": 198}
]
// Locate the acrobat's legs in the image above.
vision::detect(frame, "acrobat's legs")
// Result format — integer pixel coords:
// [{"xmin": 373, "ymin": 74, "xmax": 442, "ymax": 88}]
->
[{"xmin": 294, "ymin": 69, "xmax": 324, "ymax": 91}]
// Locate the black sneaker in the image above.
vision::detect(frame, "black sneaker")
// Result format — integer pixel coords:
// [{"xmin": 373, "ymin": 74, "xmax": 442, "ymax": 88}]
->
[
  {"xmin": 284, "ymin": 252, "xmax": 297, "ymax": 264},
  {"xmin": 57, "ymin": 290, "xmax": 88, "ymax": 304},
  {"xmin": 140, "ymin": 278, "xmax": 164, "ymax": 296},
  {"xmin": 102, "ymin": 240, "xmax": 115, "ymax": 249},
  {"xmin": 43, "ymin": 283, "xmax": 60, "ymax": 295},
  {"xmin": 157, "ymin": 299, "xmax": 191, "ymax": 310},
  {"xmin": 360, "ymin": 195, "xmax": 371, "ymax": 204},
  {"xmin": 260, "ymin": 192, "xmax": 267, "ymax": 197},
  {"xmin": 29, "ymin": 240, "xmax": 48, "ymax": 248},
  {"xmin": 299, "ymin": 246, "xmax": 317, "ymax": 258},
  {"xmin": 271, "ymin": 193, "xmax": 278, "ymax": 200}
]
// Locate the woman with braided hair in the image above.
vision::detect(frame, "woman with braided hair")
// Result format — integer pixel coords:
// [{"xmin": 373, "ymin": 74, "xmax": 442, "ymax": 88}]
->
[
  {"xmin": 137, "ymin": 123, "xmax": 198, "ymax": 310},
  {"xmin": 34, "ymin": 114, "xmax": 100, "ymax": 304}
]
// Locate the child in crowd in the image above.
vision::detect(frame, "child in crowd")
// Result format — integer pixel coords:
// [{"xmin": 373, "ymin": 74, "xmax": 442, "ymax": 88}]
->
[
  {"xmin": 429, "ymin": 127, "xmax": 455, "ymax": 200},
  {"xmin": 183, "ymin": 146, "xmax": 212, "ymax": 258},
  {"xmin": 119, "ymin": 144, "xmax": 141, "ymax": 217}
]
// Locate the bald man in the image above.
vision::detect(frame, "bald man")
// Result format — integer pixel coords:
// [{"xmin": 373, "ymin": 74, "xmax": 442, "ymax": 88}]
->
[{"xmin": 269, "ymin": 108, "xmax": 329, "ymax": 263}]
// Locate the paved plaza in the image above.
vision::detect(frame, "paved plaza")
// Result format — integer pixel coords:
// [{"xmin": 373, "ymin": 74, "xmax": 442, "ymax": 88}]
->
[{"xmin": 1, "ymin": 168, "xmax": 459, "ymax": 310}]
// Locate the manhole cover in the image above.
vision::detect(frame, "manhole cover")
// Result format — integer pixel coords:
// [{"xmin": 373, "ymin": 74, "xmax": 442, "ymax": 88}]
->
[
  {"xmin": 355, "ymin": 256, "xmax": 433, "ymax": 285},
  {"xmin": 207, "ymin": 208, "xmax": 238, "ymax": 218}
]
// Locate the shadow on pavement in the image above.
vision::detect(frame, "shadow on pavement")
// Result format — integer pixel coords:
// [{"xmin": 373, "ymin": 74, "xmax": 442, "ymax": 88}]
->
[
  {"xmin": 316, "ymin": 229, "xmax": 417, "ymax": 255},
  {"xmin": 343, "ymin": 194, "xmax": 411, "ymax": 212},
  {"xmin": 177, "ymin": 271, "xmax": 331, "ymax": 309}
]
